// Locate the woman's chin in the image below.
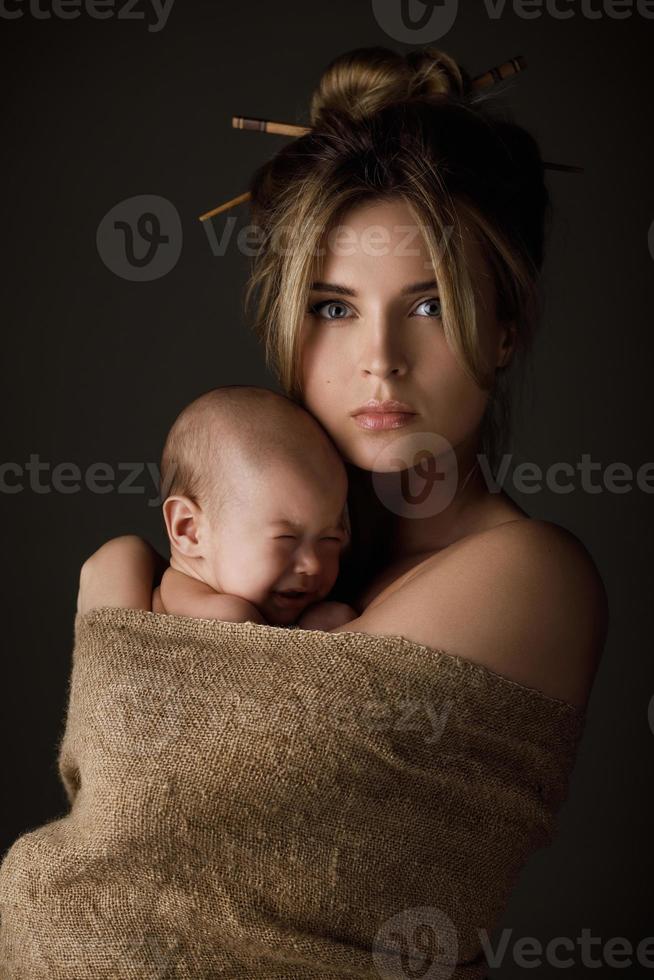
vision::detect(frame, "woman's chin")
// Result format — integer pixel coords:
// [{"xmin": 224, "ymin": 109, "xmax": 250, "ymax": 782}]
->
[
  {"xmin": 343, "ymin": 441, "xmax": 420, "ymax": 474},
  {"xmin": 345, "ymin": 425, "xmax": 460, "ymax": 475}
]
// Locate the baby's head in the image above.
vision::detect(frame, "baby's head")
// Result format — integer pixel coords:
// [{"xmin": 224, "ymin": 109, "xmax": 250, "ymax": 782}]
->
[{"xmin": 159, "ymin": 385, "xmax": 351, "ymax": 624}]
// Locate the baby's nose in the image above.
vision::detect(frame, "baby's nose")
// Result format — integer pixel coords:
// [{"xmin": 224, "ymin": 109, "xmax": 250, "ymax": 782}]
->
[{"xmin": 294, "ymin": 545, "xmax": 322, "ymax": 576}]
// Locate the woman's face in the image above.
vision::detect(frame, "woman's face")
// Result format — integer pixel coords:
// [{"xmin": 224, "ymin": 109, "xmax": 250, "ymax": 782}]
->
[{"xmin": 299, "ymin": 197, "xmax": 512, "ymax": 473}]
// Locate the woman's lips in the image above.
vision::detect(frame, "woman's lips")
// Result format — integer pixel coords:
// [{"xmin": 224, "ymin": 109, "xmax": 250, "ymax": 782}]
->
[{"xmin": 352, "ymin": 412, "xmax": 417, "ymax": 430}]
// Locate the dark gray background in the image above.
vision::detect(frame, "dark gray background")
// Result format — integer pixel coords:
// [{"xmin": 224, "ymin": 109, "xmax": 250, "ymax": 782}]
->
[{"xmin": 1, "ymin": 1, "xmax": 652, "ymax": 975}]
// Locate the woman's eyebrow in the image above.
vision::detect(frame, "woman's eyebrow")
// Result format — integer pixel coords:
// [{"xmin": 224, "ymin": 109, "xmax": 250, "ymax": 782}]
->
[
  {"xmin": 310, "ymin": 281, "xmax": 356, "ymax": 296},
  {"xmin": 310, "ymin": 279, "xmax": 438, "ymax": 297},
  {"xmin": 400, "ymin": 278, "xmax": 439, "ymax": 295}
]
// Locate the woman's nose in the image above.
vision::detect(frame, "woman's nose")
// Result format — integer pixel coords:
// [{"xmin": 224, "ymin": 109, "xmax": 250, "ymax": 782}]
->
[{"xmin": 359, "ymin": 319, "xmax": 409, "ymax": 379}]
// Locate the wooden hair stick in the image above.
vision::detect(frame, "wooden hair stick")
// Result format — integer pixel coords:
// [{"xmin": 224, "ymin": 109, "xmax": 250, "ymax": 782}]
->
[
  {"xmin": 472, "ymin": 55, "xmax": 527, "ymax": 90},
  {"xmin": 199, "ymin": 191, "xmax": 251, "ymax": 220},
  {"xmin": 232, "ymin": 116, "xmax": 310, "ymax": 138},
  {"xmin": 199, "ymin": 54, "xmax": 581, "ymax": 222},
  {"xmin": 226, "ymin": 55, "xmax": 530, "ymax": 146}
]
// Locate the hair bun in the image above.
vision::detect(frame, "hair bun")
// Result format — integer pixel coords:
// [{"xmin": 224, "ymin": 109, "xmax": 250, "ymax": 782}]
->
[{"xmin": 309, "ymin": 46, "xmax": 469, "ymax": 127}]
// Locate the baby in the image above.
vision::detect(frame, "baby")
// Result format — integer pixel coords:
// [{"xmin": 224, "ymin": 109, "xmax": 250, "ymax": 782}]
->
[{"xmin": 151, "ymin": 385, "xmax": 357, "ymax": 630}]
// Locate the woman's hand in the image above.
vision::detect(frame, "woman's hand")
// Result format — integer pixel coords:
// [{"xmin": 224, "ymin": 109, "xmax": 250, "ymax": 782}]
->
[{"xmin": 77, "ymin": 535, "xmax": 168, "ymax": 615}]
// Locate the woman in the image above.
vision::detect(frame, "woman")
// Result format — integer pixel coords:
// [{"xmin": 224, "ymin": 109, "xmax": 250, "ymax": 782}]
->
[
  {"xmin": 1, "ymin": 45, "xmax": 610, "ymax": 979},
  {"xmin": 79, "ymin": 45, "xmax": 608, "ymax": 710}
]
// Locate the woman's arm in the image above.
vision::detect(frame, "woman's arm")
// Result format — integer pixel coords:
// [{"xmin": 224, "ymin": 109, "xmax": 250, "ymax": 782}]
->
[{"xmin": 77, "ymin": 535, "xmax": 168, "ymax": 615}]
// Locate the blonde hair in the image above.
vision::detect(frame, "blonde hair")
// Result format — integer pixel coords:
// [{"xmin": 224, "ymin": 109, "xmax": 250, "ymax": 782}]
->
[{"xmin": 243, "ymin": 46, "xmax": 551, "ymax": 475}]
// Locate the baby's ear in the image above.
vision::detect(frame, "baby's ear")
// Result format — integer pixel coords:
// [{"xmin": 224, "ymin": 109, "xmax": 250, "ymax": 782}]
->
[{"xmin": 162, "ymin": 495, "xmax": 204, "ymax": 556}]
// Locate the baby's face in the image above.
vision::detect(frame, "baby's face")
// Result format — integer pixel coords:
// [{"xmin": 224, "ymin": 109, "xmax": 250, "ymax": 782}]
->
[{"xmin": 205, "ymin": 460, "xmax": 350, "ymax": 625}]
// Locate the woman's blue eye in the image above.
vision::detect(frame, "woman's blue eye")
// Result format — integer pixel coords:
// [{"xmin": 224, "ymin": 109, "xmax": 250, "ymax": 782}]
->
[
  {"xmin": 308, "ymin": 300, "xmax": 351, "ymax": 320},
  {"xmin": 414, "ymin": 297, "xmax": 442, "ymax": 318},
  {"xmin": 309, "ymin": 298, "xmax": 442, "ymax": 320}
]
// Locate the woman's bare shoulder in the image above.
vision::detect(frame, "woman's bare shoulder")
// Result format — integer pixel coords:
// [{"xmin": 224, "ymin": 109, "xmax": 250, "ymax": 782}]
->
[{"xmin": 335, "ymin": 519, "xmax": 609, "ymax": 709}]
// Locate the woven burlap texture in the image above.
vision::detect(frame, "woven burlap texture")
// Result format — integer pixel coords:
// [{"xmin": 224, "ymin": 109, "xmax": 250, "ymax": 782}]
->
[{"xmin": 0, "ymin": 606, "xmax": 586, "ymax": 979}]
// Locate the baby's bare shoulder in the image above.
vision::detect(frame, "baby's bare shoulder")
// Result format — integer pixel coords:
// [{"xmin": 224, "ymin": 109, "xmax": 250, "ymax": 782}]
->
[
  {"xmin": 160, "ymin": 566, "xmax": 214, "ymax": 599},
  {"xmin": 158, "ymin": 566, "xmax": 214, "ymax": 614},
  {"xmin": 159, "ymin": 568, "xmax": 266, "ymax": 624}
]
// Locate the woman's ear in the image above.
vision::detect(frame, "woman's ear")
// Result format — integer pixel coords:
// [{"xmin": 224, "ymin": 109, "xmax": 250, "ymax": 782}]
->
[
  {"xmin": 162, "ymin": 495, "xmax": 205, "ymax": 557},
  {"xmin": 496, "ymin": 321, "xmax": 517, "ymax": 370}
]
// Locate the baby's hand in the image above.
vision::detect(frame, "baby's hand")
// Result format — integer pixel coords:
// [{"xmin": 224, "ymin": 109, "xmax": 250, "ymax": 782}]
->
[{"xmin": 295, "ymin": 600, "xmax": 357, "ymax": 631}]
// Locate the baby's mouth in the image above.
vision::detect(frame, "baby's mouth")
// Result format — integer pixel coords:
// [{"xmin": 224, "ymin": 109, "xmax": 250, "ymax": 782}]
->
[{"xmin": 273, "ymin": 589, "xmax": 313, "ymax": 603}]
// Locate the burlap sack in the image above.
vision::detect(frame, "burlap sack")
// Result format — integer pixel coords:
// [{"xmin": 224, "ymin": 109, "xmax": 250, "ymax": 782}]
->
[{"xmin": 0, "ymin": 607, "xmax": 586, "ymax": 978}]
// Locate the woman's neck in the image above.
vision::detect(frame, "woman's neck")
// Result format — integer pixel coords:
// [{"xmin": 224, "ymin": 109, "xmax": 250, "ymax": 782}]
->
[{"xmin": 345, "ymin": 443, "xmax": 494, "ymax": 564}]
